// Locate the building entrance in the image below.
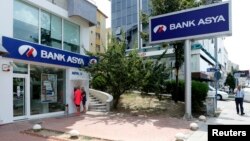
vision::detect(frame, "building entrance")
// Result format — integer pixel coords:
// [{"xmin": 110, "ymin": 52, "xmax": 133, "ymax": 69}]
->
[{"xmin": 13, "ymin": 76, "xmax": 27, "ymax": 120}]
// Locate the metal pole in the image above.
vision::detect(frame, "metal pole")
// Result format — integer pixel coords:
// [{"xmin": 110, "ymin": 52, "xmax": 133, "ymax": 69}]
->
[
  {"xmin": 215, "ymin": 38, "xmax": 218, "ymax": 111},
  {"xmin": 184, "ymin": 40, "xmax": 192, "ymax": 119},
  {"xmin": 137, "ymin": 0, "xmax": 142, "ymax": 49}
]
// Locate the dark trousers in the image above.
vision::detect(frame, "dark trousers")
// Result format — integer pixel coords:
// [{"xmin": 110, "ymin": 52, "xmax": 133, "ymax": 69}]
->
[{"xmin": 235, "ymin": 98, "xmax": 244, "ymax": 114}]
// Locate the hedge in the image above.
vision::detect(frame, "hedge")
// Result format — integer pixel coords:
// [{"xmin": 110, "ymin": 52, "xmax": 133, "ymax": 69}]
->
[{"xmin": 165, "ymin": 80, "xmax": 208, "ymax": 113}]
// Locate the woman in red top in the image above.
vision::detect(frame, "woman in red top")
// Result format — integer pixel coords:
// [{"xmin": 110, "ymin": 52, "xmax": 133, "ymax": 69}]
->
[{"xmin": 74, "ymin": 87, "xmax": 82, "ymax": 115}]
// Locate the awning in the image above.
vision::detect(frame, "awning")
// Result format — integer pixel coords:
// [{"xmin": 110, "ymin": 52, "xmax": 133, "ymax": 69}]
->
[
  {"xmin": 0, "ymin": 44, "xmax": 8, "ymax": 56},
  {"xmin": 192, "ymin": 72, "xmax": 213, "ymax": 81}
]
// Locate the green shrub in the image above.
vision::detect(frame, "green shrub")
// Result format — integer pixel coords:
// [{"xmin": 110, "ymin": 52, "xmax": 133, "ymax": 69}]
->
[
  {"xmin": 165, "ymin": 80, "xmax": 208, "ymax": 113},
  {"xmin": 91, "ymin": 75, "xmax": 107, "ymax": 91},
  {"xmin": 165, "ymin": 80, "xmax": 185, "ymax": 101},
  {"xmin": 191, "ymin": 81, "xmax": 208, "ymax": 112}
]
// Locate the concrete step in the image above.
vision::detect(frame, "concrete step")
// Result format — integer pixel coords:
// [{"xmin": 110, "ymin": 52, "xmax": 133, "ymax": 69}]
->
[
  {"xmin": 88, "ymin": 95, "xmax": 97, "ymax": 98},
  {"xmin": 89, "ymin": 94, "xmax": 95, "ymax": 97},
  {"xmin": 89, "ymin": 106, "xmax": 106, "ymax": 110},
  {"xmin": 88, "ymin": 94, "xmax": 107, "ymax": 112},
  {"xmin": 88, "ymin": 109, "xmax": 107, "ymax": 112},
  {"xmin": 89, "ymin": 103, "xmax": 106, "ymax": 107},
  {"xmin": 89, "ymin": 105, "xmax": 106, "ymax": 108},
  {"xmin": 91, "ymin": 101, "xmax": 101, "ymax": 103},
  {"xmin": 89, "ymin": 97, "xmax": 99, "ymax": 100},
  {"xmin": 89, "ymin": 101, "xmax": 102, "ymax": 104},
  {"xmin": 89, "ymin": 106, "xmax": 107, "ymax": 111}
]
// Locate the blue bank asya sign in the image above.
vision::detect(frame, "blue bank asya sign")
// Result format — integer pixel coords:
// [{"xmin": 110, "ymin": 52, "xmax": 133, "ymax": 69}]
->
[
  {"xmin": 2, "ymin": 36, "xmax": 97, "ymax": 68},
  {"xmin": 150, "ymin": 1, "xmax": 232, "ymax": 43}
]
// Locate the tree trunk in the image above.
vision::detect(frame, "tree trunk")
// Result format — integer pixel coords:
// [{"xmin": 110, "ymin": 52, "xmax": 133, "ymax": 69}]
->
[
  {"xmin": 112, "ymin": 93, "xmax": 121, "ymax": 109},
  {"xmin": 175, "ymin": 68, "xmax": 179, "ymax": 103}
]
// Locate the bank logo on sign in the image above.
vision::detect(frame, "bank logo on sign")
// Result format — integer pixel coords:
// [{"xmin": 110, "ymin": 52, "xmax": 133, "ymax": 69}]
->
[
  {"xmin": 153, "ymin": 25, "xmax": 167, "ymax": 33},
  {"xmin": 18, "ymin": 45, "xmax": 37, "ymax": 57},
  {"xmin": 89, "ymin": 58, "xmax": 97, "ymax": 65}
]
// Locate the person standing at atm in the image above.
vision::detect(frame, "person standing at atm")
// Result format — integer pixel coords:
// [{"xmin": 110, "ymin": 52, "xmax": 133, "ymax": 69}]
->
[
  {"xmin": 74, "ymin": 86, "xmax": 82, "ymax": 116},
  {"xmin": 81, "ymin": 87, "xmax": 87, "ymax": 113}
]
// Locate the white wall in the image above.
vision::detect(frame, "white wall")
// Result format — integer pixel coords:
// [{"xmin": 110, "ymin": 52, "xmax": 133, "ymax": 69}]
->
[
  {"xmin": 217, "ymin": 38, "xmax": 228, "ymax": 69},
  {"xmin": 45, "ymin": 0, "xmax": 68, "ymax": 10},
  {"xmin": 66, "ymin": 69, "xmax": 74, "ymax": 114},
  {"xmin": 25, "ymin": 0, "xmax": 68, "ymax": 18},
  {"xmin": 80, "ymin": 20, "xmax": 91, "ymax": 54},
  {"xmin": 0, "ymin": 0, "xmax": 13, "ymax": 124},
  {"xmin": 66, "ymin": 69, "xmax": 89, "ymax": 114},
  {"xmin": 0, "ymin": 0, "xmax": 13, "ymax": 40},
  {"xmin": 195, "ymin": 39, "xmax": 215, "ymax": 59},
  {"xmin": 0, "ymin": 58, "xmax": 13, "ymax": 124},
  {"xmin": 191, "ymin": 54, "xmax": 200, "ymax": 72}
]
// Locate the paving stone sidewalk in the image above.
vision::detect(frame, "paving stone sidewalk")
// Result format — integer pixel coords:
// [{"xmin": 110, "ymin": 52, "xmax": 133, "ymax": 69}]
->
[
  {"xmin": 0, "ymin": 112, "xmax": 194, "ymax": 141},
  {"xmin": 187, "ymin": 100, "xmax": 250, "ymax": 141}
]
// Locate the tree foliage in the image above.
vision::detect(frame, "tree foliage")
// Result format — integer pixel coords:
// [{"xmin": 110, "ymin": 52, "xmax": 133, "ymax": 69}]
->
[
  {"xmin": 84, "ymin": 34, "xmax": 170, "ymax": 109},
  {"xmin": 84, "ymin": 36, "xmax": 143, "ymax": 109},
  {"xmin": 139, "ymin": 50, "xmax": 170, "ymax": 98},
  {"xmin": 224, "ymin": 73, "xmax": 236, "ymax": 91},
  {"xmin": 165, "ymin": 80, "xmax": 208, "ymax": 113},
  {"xmin": 147, "ymin": 0, "xmax": 203, "ymax": 102}
]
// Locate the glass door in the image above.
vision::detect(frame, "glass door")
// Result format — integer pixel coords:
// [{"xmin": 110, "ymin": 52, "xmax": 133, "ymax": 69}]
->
[{"xmin": 13, "ymin": 77, "xmax": 26, "ymax": 118}]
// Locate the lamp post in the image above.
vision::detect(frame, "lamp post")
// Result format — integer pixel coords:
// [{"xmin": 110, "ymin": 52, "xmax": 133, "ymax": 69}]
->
[
  {"xmin": 210, "ymin": 0, "xmax": 222, "ymax": 112},
  {"xmin": 137, "ymin": 0, "xmax": 142, "ymax": 49},
  {"xmin": 214, "ymin": 38, "xmax": 218, "ymax": 111}
]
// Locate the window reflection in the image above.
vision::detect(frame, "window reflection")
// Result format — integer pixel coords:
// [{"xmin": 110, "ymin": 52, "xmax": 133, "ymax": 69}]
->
[
  {"xmin": 13, "ymin": 0, "xmax": 81, "ymax": 53},
  {"xmin": 13, "ymin": 62, "xmax": 28, "ymax": 74},
  {"xmin": 63, "ymin": 20, "xmax": 80, "ymax": 53},
  {"xmin": 30, "ymin": 65, "xmax": 66, "ymax": 115},
  {"xmin": 13, "ymin": 0, "xmax": 39, "ymax": 43},
  {"xmin": 41, "ymin": 11, "xmax": 62, "ymax": 49}
]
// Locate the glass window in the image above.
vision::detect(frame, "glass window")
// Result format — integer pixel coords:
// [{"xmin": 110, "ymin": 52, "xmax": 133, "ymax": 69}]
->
[
  {"xmin": 122, "ymin": 0, "xmax": 126, "ymax": 9},
  {"xmin": 96, "ymin": 33, "xmax": 100, "ymax": 40},
  {"xmin": 112, "ymin": 12, "xmax": 117, "ymax": 20},
  {"xmin": 127, "ymin": 0, "xmax": 131, "ymax": 7},
  {"xmin": 97, "ymin": 21, "xmax": 101, "ymax": 28},
  {"xmin": 41, "ymin": 10, "xmax": 62, "ymax": 49},
  {"xmin": 117, "ymin": 1, "xmax": 121, "ymax": 11},
  {"xmin": 96, "ymin": 45, "xmax": 100, "ymax": 52},
  {"xmin": 13, "ymin": 77, "xmax": 26, "ymax": 117},
  {"xmin": 117, "ymin": 18, "xmax": 121, "ymax": 27},
  {"xmin": 117, "ymin": 10, "xmax": 121, "ymax": 18},
  {"xmin": 142, "ymin": 0, "xmax": 149, "ymax": 12},
  {"xmin": 127, "ymin": 15, "xmax": 132, "ymax": 24},
  {"xmin": 14, "ymin": 0, "xmax": 81, "ymax": 54},
  {"xmin": 13, "ymin": 62, "xmax": 28, "ymax": 74},
  {"xmin": 133, "ymin": 14, "xmax": 137, "ymax": 23},
  {"xmin": 132, "ymin": 6, "xmax": 137, "ymax": 14},
  {"xmin": 122, "ymin": 9, "xmax": 127, "ymax": 17},
  {"xmin": 112, "ymin": 3, "xmax": 116, "ymax": 13},
  {"xmin": 30, "ymin": 65, "xmax": 66, "ymax": 115},
  {"xmin": 122, "ymin": 16, "xmax": 126, "ymax": 24},
  {"xmin": 127, "ymin": 7, "xmax": 131, "ymax": 15},
  {"xmin": 63, "ymin": 20, "xmax": 80, "ymax": 53},
  {"xmin": 112, "ymin": 19, "xmax": 116, "ymax": 28},
  {"xmin": 132, "ymin": 0, "xmax": 137, "ymax": 5},
  {"xmin": 13, "ymin": 0, "xmax": 39, "ymax": 43}
]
